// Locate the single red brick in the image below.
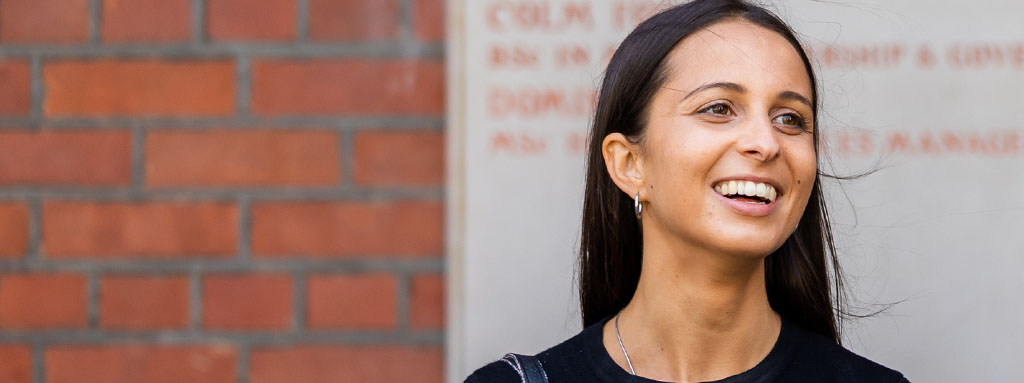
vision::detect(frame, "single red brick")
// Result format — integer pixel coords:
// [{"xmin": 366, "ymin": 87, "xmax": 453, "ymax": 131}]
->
[
  {"xmin": 101, "ymin": 0, "xmax": 191, "ymax": 42},
  {"xmin": 0, "ymin": 345, "xmax": 31, "ymax": 383},
  {"xmin": 208, "ymin": 0, "xmax": 296, "ymax": 41},
  {"xmin": 410, "ymin": 273, "xmax": 444, "ymax": 330},
  {"xmin": 0, "ymin": 0, "xmax": 89, "ymax": 43},
  {"xmin": 307, "ymin": 274, "xmax": 396, "ymax": 329},
  {"xmin": 202, "ymin": 274, "xmax": 293, "ymax": 330},
  {"xmin": 0, "ymin": 61, "xmax": 31, "ymax": 115},
  {"xmin": 0, "ymin": 203, "xmax": 29, "ymax": 257},
  {"xmin": 250, "ymin": 201, "xmax": 442, "ymax": 256},
  {"xmin": 251, "ymin": 59, "xmax": 444, "ymax": 116},
  {"xmin": 0, "ymin": 273, "xmax": 87, "ymax": 329},
  {"xmin": 100, "ymin": 275, "xmax": 190, "ymax": 329},
  {"xmin": 46, "ymin": 345, "xmax": 236, "ymax": 383},
  {"xmin": 44, "ymin": 60, "xmax": 235, "ymax": 117},
  {"xmin": 308, "ymin": 0, "xmax": 398, "ymax": 41},
  {"xmin": 146, "ymin": 129, "xmax": 340, "ymax": 187},
  {"xmin": 353, "ymin": 130, "xmax": 443, "ymax": 186},
  {"xmin": 42, "ymin": 201, "xmax": 237, "ymax": 257},
  {"xmin": 0, "ymin": 130, "xmax": 132, "ymax": 186},
  {"xmin": 413, "ymin": 0, "xmax": 445, "ymax": 42},
  {"xmin": 250, "ymin": 345, "xmax": 442, "ymax": 383}
]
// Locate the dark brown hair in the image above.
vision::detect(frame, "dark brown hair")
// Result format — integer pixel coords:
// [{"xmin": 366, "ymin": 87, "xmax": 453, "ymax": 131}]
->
[{"xmin": 579, "ymin": 0, "xmax": 845, "ymax": 342}]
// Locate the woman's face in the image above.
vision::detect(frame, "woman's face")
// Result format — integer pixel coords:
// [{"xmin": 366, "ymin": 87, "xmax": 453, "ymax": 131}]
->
[{"xmin": 633, "ymin": 19, "xmax": 817, "ymax": 257}]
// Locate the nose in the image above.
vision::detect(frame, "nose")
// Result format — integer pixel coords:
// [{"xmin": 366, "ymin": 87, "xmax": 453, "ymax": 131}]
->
[{"xmin": 735, "ymin": 116, "xmax": 781, "ymax": 162}]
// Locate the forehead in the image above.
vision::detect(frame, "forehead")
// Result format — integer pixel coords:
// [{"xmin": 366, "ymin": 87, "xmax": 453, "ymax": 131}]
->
[{"xmin": 661, "ymin": 19, "xmax": 811, "ymax": 97}]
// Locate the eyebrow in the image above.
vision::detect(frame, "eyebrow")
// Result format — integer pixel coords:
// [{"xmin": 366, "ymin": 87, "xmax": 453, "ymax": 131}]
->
[
  {"xmin": 672, "ymin": 81, "xmax": 813, "ymax": 108},
  {"xmin": 679, "ymin": 82, "xmax": 746, "ymax": 101},
  {"xmin": 777, "ymin": 90, "xmax": 813, "ymax": 108}
]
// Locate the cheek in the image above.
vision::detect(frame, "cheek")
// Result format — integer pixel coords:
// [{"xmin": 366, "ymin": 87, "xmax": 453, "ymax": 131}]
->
[
  {"xmin": 781, "ymin": 132, "xmax": 816, "ymax": 172},
  {"xmin": 655, "ymin": 123, "xmax": 725, "ymax": 164},
  {"xmin": 785, "ymin": 138, "xmax": 818, "ymax": 208},
  {"xmin": 795, "ymin": 144, "xmax": 817, "ymax": 184},
  {"xmin": 643, "ymin": 134, "xmax": 725, "ymax": 228},
  {"xmin": 647, "ymin": 132, "xmax": 719, "ymax": 192}
]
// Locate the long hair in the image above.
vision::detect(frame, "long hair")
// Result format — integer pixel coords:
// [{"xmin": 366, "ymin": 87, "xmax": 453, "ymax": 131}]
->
[{"xmin": 578, "ymin": 0, "xmax": 845, "ymax": 342}]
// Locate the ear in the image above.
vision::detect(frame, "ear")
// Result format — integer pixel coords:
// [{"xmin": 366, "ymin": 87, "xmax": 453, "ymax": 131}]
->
[{"xmin": 602, "ymin": 133, "xmax": 645, "ymax": 199}]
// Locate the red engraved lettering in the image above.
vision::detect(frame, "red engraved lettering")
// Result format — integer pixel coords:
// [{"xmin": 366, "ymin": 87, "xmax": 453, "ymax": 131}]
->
[
  {"xmin": 488, "ymin": 86, "xmax": 513, "ymax": 118},
  {"xmin": 554, "ymin": 44, "xmax": 592, "ymax": 68},
  {"xmin": 855, "ymin": 132, "xmax": 875, "ymax": 155},
  {"xmin": 889, "ymin": 44, "xmax": 906, "ymax": 66},
  {"xmin": 564, "ymin": 2, "xmax": 594, "ymax": 29},
  {"xmin": 968, "ymin": 131, "xmax": 994, "ymax": 154},
  {"xmin": 916, "ymin": 44, "xmax": 937, "ymax": 68},
  {"xmin": 833, "ymin": 131, "xmax": 874, "ymax": 157},
  {"xmin": 1010, "ymin": 44, "xmax": 1024, "ymax": 70},
  {"xmin": 538, "ymin": 90, "xmax": 566, "ymax": 115},
  {"xmin": 918, "ymin": 132, "xmax": 940, "ymax": 154},
  {"xmin": 611, "ymin": 1, "xmax": 660, "ymax": 30},
  {"xmin": 489, "ymin": 44, "xmax": 539, "ymax": 69},
  {"xmin": 1003, "ymin": 130, "xmax": 1020, "ymax": 155},
  {"xmin": 817, "ymin": 43, "xmax": 906, "ymax": 68},
  {"xmin": 489, "ymin": 130, "xmax": 548, "ymax": 156},
  {"xmin": 486, "ymin": 3, "xmax": 506, "ymax": 31},
  {"xmin": 485, "ymin": 1, "xmax": 594, "ymax": 32},
  {"xmin": 565, "ymin": 132, "xmax": 587, "ymax": 155},
  {"xmin": 986, "ymin": 130, "xmax": 1006, "ymax": 155},
  {"xmin": 947, "ymin": 43, "xmax": 1019, "ymax": 69},
  {"xmin": 833, "ymin": 131, "xmax": 852, "ymax": 155},
  {"xmin": 887, "ymin": 132, "xmax": 912, "ymax": 153},
  {"xmin": 941, "ymin": 131, "xmax": 965, "ymax": 153},
  {"xmin": 947, "ymin": 44, "xmax": 963, "ymax": 68},
  {"xmin": 487, "ymin": 85, "xmax": 593, "ymax": 119},
  {"xmin": 521, "ymin": 133, "xmax": 547, "ymax": 153},
  {"xmin": 491, "ymin": 131, "xmax": 515, "ymax": 152}
]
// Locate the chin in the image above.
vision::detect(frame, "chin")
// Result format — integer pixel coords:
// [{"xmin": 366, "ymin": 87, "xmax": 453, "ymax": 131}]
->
[{"xmin": 711, "ymin": 230, "xmax": 789, "ymax": 258}]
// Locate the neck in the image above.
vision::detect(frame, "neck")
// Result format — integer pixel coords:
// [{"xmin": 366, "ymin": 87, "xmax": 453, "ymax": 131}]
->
[{"xmin": 603, "ymin": 234, "xmax": 781, "ymax": 382}]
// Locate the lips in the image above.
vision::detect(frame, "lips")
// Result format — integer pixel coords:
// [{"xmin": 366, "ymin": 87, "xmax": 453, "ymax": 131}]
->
[{"xmin": 710, "ymin": 176, "xmax": 784, "ymax": 217}]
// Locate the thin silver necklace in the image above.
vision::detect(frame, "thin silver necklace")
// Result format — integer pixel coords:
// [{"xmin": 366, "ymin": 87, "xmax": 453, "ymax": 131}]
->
[{"xmin": 614, "ymin": 312, "xmax": 637, "ymax": 375}]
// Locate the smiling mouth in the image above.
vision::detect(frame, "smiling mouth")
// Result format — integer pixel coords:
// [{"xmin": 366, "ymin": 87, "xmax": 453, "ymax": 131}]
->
[{"xmin": 713, "ymin": 180, "xmax": 777, "ymax": 204}]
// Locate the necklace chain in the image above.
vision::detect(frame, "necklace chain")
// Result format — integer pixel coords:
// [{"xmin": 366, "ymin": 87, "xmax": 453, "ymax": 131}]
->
[{"xmin": 614, "ymin": 312, "xmax": 637, "ymax": 375}]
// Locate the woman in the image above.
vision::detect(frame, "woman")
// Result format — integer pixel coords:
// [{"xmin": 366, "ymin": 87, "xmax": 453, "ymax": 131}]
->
[{"xmin": 467, "ymin": 0, "xmax": 908, "ymax": 382}]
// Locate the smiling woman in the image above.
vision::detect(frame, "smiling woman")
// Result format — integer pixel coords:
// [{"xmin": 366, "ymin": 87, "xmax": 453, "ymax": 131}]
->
[{"xmin": 466, "ymin": 0, "xmax": 909, "ymax": 382}]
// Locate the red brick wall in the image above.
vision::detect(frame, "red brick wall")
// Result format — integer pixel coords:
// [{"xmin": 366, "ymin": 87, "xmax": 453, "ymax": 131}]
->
[{"xmin": 0, "ymin": 0, "xmax": 445, "ymax": 382}]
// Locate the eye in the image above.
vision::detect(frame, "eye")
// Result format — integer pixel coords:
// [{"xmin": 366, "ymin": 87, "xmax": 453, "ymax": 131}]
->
[
  {"xmin": 772, "ymin": 113, "xmax": 807, "ymax": 131},
  {"xmin": 698, "ymin": 103, "xmax": 733, "ymax": 117}
]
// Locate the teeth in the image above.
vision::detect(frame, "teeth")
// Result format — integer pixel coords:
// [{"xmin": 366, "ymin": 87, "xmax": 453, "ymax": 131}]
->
[{"xmin": 713, "ymin": 180, "xmax": 778, "ymax": 202}]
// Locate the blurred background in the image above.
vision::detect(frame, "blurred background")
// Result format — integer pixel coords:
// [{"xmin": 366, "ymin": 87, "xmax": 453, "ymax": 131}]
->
[
  {"xmin": 449, "ymin": 1, "xmax": 1024, "ymax": 383},
  {"xmin": 0, "ymin": 0, "xmax": 445, "ymax": 382}
]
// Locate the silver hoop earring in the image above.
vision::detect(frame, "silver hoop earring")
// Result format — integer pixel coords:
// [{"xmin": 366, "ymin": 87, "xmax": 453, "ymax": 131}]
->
[{"xmin": 634, "ymin": 193, "xmax": 642, "ymax": 219}]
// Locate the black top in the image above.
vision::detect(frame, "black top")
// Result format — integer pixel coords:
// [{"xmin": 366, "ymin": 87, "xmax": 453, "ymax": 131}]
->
[{"xmin": 465, "ymin": 316, "xmax": 909, "ymax": 382}]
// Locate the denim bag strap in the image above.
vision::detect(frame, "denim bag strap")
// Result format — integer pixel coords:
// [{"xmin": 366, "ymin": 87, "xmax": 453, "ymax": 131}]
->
[{"xmin": 501, "ymin": 353, "xmax": 549, "ymax": 383}]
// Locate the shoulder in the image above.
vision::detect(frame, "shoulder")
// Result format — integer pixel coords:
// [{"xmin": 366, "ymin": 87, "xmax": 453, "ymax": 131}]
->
[
  {"xmin": 785, "ymin": 327, "xmax": 909, "ymax": 382},
  {"xmin": 465, "ymin": 321, "xmax": 605, "ymax": 382},
  {"xmin": 464, "ymin": 359, "xmax": 521, "ymax": 383}
]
